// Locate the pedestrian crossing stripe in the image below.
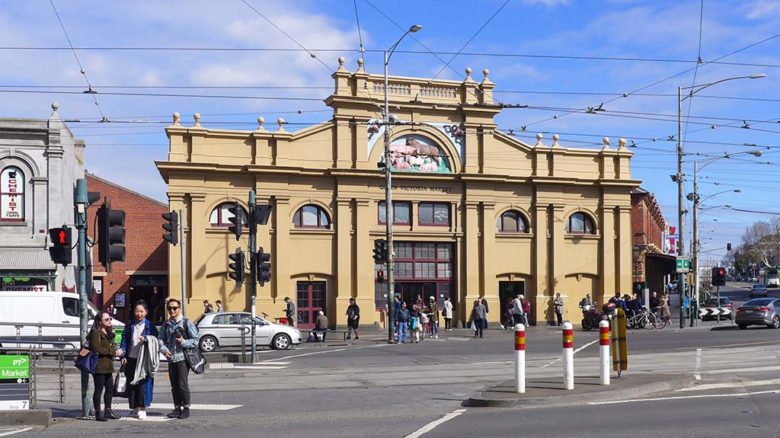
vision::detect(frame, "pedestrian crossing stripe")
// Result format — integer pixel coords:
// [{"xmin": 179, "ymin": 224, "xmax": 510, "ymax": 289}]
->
[
  {"xmin": 209, "ymin": 361, "xmax": 290, "ymax": 370},
  {"xmin": 111, "ymin": 402, "xmax": 242, "ymax": 411}
]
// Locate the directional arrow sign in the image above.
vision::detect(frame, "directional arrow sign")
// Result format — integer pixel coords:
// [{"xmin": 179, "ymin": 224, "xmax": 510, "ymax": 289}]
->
[{"xmin": 676, "ymin": 257, "xmax": 690, "ymax": 273}]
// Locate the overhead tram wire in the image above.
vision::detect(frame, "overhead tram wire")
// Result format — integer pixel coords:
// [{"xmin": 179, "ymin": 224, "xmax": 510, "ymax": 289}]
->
[
  {"xmin": 681, "ymin": 0, "xmax": 706, "ymax": 149},
  {"xmin": 239, "ymin": 0, "xmax": 333, "ymax": 73},
  {"xmin": 49, "ymin": 0, "xmax": 108, "ymax": 122},
  {"xmin": 519, "ymin": 31, "xmax": 780, "ymax": 129},
  {"xmin": 353, "ymin": 0, "xmax": 366, "ymax": 66},
  {"xmin": 430, "ymin": 0, "xmax": 511, "ymax": 80}
]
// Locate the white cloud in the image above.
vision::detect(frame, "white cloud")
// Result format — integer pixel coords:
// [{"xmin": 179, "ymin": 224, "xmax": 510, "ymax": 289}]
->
[{"xmin": 745, "ymin": 0, "xmax": 780, "ymax": 19}]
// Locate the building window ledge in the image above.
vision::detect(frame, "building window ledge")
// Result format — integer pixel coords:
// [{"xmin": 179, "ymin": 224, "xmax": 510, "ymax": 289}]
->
[
  {"xmin": 290, "ymin": 228, "xmax": 335, "ymax": 236},
  {"xmin": 565, "ymin": 234, "xmax": 601, "ymax": 241},
  {"xmin": 496, "ymin": 233, "xmax": 535, "ymax": 240}
]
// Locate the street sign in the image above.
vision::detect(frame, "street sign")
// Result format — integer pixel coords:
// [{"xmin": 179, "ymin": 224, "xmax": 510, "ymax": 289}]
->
[
  {"xmin": 0, "ymin": 355, "xmax": 30, "ymax": 410},
  {"xmin": 676, "ymin": 257, "xmax": 690, "ymax": 273}
]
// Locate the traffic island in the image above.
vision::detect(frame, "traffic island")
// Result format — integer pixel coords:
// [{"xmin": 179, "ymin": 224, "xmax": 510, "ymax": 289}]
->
[
  {"xmin": 0, "ymin": 409, "xmax": 51, "ymax": 427},
  {"xmin": 466, "ymin": 373, "xmax": 692, "ymax": 408}
]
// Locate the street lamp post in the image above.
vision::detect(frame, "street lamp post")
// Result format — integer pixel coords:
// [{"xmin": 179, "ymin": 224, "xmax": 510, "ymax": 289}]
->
[
  {"xmin": 675, "ymin": 73, "xmax": 765, "ymax": 328},
  {"xmin": 384, "ymin": 24, "xmax": 422, "ymax": 343},
  {"xmin": 690, "ymin": 151, "xmax": 761, "ymax": 325}
]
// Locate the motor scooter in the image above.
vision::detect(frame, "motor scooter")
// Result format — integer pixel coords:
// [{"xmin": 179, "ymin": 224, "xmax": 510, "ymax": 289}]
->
[{"xmin": 580, "ymin": 301, "xmax": 607, "ymax": 331}]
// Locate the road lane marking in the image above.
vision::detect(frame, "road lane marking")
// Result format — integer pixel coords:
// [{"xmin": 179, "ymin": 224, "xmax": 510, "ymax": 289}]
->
[
  {"xmin": 589, "ymin": 389, "xmax": 780, "ymax": 406},
  {"xmin": 0, "ymin": 428, "xmax": 33, "ymax": 437},
  {"xmin": 706, "ymin": 365, "xmax": 780, "ymax": 374},
  {"xmin": 264, "ymin": 348, "xmax": 348, "ymax": 362},
  {"xmin": 405, "ymin": 408, "xmax": 467, "ymax": 438},
  {"xmin": 679, "ymin": 378, "xmax": 780, "ymax": 392},
  {"xmin": 694, "ymin": 348, "xmax": 702, "ymax": 381},
  {"xmin": 541, "ymin": 339, "xmax": 598, "ymax": 368}
]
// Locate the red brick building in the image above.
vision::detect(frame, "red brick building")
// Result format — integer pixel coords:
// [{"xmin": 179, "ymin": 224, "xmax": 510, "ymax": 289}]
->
[
  {"xmin": 631, "ymin": 188, "xmax": 675, "ymax": 296},
  {"xmin": 86, "ymin": 173, "xmax": 168, "ymax": 323}
]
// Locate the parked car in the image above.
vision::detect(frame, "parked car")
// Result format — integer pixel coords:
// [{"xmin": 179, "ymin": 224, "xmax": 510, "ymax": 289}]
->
[
  {"xmin": 750, "ymin": 284, "xmax": 769, "ymax": 297},
  {"xmin": 735, "ymin": 298, "xmax": 780, "ymax": 329},
  {"xmin": 195, "ymin": 311, "xmax": 303, "ymax": 352},
  {"xmin": 0, "ymin": 291, "xmax": 124, "ymax": 349},
  {"xmin": 699, "ymin": 298, "xmax": 733, "ymax": 320}
]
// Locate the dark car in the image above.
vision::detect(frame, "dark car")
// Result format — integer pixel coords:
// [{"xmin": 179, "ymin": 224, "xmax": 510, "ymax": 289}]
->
[
  {"xmin": 735, "ymin": 298, "xmax": 780, "ymax": 329},
  {"xmin": 750, "ymin": 284, "xmax": 769, "ymax": 297}
]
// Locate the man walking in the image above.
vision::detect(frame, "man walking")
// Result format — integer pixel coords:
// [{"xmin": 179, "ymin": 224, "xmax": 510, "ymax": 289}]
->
[
  {"xmin": 512, "ymin": 294, "xmax": 525, "ymax": 325},
  {"xmin": 284, "ymin": 297, "xmax": 296, "ymax": 327},
  {"xmin": 397, "ymin": 302, "xmax": 410, "ymax": 344},
  {"xmin": 346, "ymin": 298, "xmax": 360, "ymax": 340},
  {"xmin": 202, "ymin": 300, "xmax": 213, "ymax": 314},
  {"xmin": 392, "ymin": 295, "xmax": 402, "ymax": 342},
  {"xmin": 158, "ymin": 298, "xmax": 199, "ymax": 419},
  {"xmin": 554, "ymin": 293, "xmax": 564, "ymax": 326}
]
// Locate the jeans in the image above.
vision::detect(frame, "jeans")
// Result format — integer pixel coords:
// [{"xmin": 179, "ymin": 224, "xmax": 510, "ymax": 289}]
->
[
  {"xmin": 397, "ymin": 322, "xmax": 408, "ymax": 343},
  {"xmin": 125, "ymin": 357, "xmax": 146, "ymax": 409},
  {"xmin": 168, "ymin": 360, "xmax": 190, "ymax": 408},
  {"xmin": 431, "ymin": 321, "xmax": 439, "ymax": 337},
  {"xmin": 92, "ymin": 373, "xmax": 113, "ymax": 413}
]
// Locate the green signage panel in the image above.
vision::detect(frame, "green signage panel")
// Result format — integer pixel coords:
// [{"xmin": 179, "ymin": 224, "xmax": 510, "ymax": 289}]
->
[
  {"xmin": 676, "ymin": 258, "xmax": 690, "ymax": 273},
  {"xmin": 0, "ymin": 355, "xmax": 30, "ymax": 380}
]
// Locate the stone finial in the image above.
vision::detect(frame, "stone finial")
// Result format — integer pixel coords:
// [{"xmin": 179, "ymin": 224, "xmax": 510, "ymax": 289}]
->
[
  {"xmin": 257, "ymin": 116, "xmax": 265, "ymax": 131},
  {"xmin": 277, "ymin": 117, "xmax": 286, "ymax": 133},
  {"xmin": 356, "ymin": 57, "xmax": 365, "ymax": 73},
  {"xmin": 618, "ymin": 138, "xmax": 628, "ymax": 151},
  {"xmin": 552, "ymin": 133, "xmax": 560, "ymax": 148},
  {"xmin": 193, "ymin": 112, "xmax": 201, "ymax": 127},
  {"xmin": 337, "ymin": 56, "xmax": 347, "ymax": 72},
  {"xmin": 481, "ymin": 68, "xmax": 493, "ymax": 84},
  {"xmin": 602, "ymin": 137, "xmax": 611, "ymax": 150},
  {"xmin": 534, "ymin": 133, "xmax": 545, "ymax": 147},
  {"xmin": 51, "ymin": 102, "xmax": 60, "ymax": 111},
  {"xmin": 172, "ymin": 112, "xmax": 181, "ymax": 126},
  {"xmin": 464, "ymin": 67, "xmax": 474, "ymax": 82}
]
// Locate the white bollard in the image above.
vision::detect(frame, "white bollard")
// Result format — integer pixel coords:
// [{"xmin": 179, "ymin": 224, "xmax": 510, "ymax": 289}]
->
[
  {"xmin": 562, "ymin": 322, "xmax": 574, "ymax": 390},
  {"xmin": 514, "ymin": 324, "xmax": 526, "ymax": 393},
  {"xmin": 599, "ymin": 320, "xmax": 610, "ymax": 386}
]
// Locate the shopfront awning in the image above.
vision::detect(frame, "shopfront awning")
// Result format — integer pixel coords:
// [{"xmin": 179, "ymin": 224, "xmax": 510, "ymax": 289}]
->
[{"xmin": 0, "ymin": 248, "xmax": 56, "ymax": 270}]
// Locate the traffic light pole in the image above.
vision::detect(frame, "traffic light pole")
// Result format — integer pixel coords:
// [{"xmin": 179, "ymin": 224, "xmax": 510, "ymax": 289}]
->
[
  {"xmin": 179, "ymin": 209, "xmax": 187, "ymax": 317},
  {"xmin": 384, "ymin": 50, "xmax": 396, "ymax": 344},
  {"xmin": 248, "ymin": 191, "xmax": 258, "ymax": 363},
  {"xmin": 74, "ymin": 178, "xmax": 92, "ymax": 417}
]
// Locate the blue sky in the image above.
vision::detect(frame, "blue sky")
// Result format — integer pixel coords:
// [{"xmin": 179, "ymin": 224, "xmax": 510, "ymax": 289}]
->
[{"xmin": 1, "ymin": 0, "xmax": 779, "ymax": 263}]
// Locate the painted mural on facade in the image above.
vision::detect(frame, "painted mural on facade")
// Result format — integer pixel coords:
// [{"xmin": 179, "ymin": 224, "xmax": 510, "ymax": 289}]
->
[{"xmin": 388, "ymin": 135, "xmax": 451, "ymax": 174}]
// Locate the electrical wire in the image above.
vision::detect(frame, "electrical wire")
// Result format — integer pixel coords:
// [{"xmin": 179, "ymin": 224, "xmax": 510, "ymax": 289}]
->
[{"xmin": 353, "ymin": 0, "xmax": 366, "ymax": 65}]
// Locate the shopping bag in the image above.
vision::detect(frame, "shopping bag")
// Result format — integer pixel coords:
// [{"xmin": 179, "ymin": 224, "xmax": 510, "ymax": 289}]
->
[{"xmin": 114, "ymin": 366, "xmax": 128, "ymax": 398}]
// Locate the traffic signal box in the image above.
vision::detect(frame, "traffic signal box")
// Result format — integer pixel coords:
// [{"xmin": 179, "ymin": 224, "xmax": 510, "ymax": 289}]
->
[
  {"xmin": 711, "ymin": 267, "xmax": 726, "ymax": 286},
  {"xmin": 257, "ymin": 247, "xmax": 271, "ymax": 286},
  {"xmin": 373, "ymin": 239, "xmax": 387, "ymax": 264},
  {"xmin": 162, "ymin": 211, "xmax": 178, "ymax": 245},
  {"xmin": 97, "ymin": 200, "xmax": 126, "ymax": 272},
  {"xmin": 48, "ymin": 226, "xmax": 72, "ymax": 265},
  {"xmin": 228, "ymin": 248, "xmax": 245, "ymax": 286},
  {"xmin": 227, "ymin": 202, "xmax": 243, "ymax": 241}
]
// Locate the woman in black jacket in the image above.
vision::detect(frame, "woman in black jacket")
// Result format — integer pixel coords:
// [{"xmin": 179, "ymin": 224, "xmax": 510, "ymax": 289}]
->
[{"xmin": 90, "ymin": 311, "xmax": 119, "ymax": 421}]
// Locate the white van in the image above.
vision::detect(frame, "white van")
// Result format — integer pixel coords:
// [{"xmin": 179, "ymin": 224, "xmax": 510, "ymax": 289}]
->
[{"xmin": 0, "ymin": 291, "xmax": 124, "ymax": 350}]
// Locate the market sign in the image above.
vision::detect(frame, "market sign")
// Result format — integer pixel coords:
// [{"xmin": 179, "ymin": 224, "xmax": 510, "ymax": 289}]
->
[{"xmin": 0, "ymin": 355, "xmax": 30, "ymax": 410}]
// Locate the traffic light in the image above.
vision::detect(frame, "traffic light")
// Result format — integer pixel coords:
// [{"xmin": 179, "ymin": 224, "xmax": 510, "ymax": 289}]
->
[
  {"xmin": 726, "ymin": 243, "xmax": 732, "ymax": 251},
  {"xmin": 48, "ymin": 226, "xmax": 72, "ymax": 265},
  {"xmin": 228, "ymin": 248, "xmax": 245, "ymax": 286},
  {"xmin": 97, "ymin": 199, "xmax": 126, "ymax": 272},
  {"xmin": 373, "ymin": 239, "xmax": 387, "ymax": 264},
  {"xmin": 712, "ymin": 267, "xmax": 726, "ymax": 287},
  {"xmin": 257, "ymin": 247, "xmax": 271, "ymax": 286},
  {"xmin": 227, "ymin": 202, "xmax": 243, "ymax": 241},
  {"xmin": 162, "ymin": 211, "xmax": 178, "ymax": 246}
]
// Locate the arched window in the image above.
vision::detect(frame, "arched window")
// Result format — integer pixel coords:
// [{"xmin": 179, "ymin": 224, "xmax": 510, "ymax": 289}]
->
[
  {"xmin": 1, "ymin": 166, "xmax": 24, "ymax": 221},
  {"xmin": 497, "ymin": 210, "xmax": 529, "ymax": 233},
  {"xmin": 209, "ymin": 202, "xmax": 248, "ymax": 227},
  {"xmin": 293, "ymin": 204, "xmax": 331, "ymax": 229},
  {"xmin": 566, "ymin": 212, "xmax": 596, "ymax": 234}
]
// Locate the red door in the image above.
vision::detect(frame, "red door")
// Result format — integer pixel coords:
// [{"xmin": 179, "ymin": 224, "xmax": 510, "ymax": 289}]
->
[{"xmin": 296, "ymin": 281, "xmax": 326, "ymax": 329}]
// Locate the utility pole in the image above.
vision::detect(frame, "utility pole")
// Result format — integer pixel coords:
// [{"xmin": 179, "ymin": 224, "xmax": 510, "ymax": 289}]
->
[
  {"xmin": 74, "ymin": 178, "xmax": 91, "ymax": 417},
  {"xmin": 383, "ymin": 49, "xmax": 395, "ymax": 344},
  {"xmin": 677, "ymin": 86, "xmax": 687, "ymax": 329},
  {"xmin": 691, "ymin": 163, "xmax": 699, "ymax": 327},
  {"xmin": 248, "ymin": 191, "xmax": 258, "ymax": 363}
]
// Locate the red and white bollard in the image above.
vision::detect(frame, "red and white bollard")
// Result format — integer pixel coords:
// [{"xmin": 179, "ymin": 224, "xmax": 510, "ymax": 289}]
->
[
  {"xmin": 599, "ymin": 320, "xmax": 610, "ymax": 386},
  {"xmin": 514, "ymin": 324, "xmax": 526, "ymax": 393},
  {"xmin": 562, "ymin": 321, "xmax": 574, "ymax": 390}
]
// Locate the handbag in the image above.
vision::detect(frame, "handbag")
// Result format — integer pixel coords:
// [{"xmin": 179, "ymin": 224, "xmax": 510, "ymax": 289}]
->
[
  {"xmin": 182, "ymin": 319, "xmax": 206, "ymax": 374},
  {"xmin": 114, "ymin": 365, "xmax": 128, "ymax": 397},
  {"xmin": 74, "ymin": 341, "xmax": 98, "ymax": 375}
]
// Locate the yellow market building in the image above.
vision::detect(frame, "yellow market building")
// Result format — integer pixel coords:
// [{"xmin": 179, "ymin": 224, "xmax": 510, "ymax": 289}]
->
[{"xmin": 156, "ymin": 58, "xmax": 639, "ymax": 329}]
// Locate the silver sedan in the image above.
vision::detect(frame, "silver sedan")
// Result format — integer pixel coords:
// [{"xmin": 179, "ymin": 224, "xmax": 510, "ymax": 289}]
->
[
  {"xmin": 195, "ymin": 312, "xmax": 303, "ymax": 351},
  {"xmin": 735, "ymin": 298, "xmax": 780, "ymax": 329}
]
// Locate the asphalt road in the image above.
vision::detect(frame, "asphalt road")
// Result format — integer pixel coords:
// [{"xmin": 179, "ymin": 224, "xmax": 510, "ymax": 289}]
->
[{"xmin": 14, "ymin": 282, "xmax": 780, "ymax": 437}]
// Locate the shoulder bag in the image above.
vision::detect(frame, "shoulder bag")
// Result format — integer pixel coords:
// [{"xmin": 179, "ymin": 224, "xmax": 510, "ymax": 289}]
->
[{"xmin": 182, "ymin": 319, "xmax": 206, "ymax": 374}]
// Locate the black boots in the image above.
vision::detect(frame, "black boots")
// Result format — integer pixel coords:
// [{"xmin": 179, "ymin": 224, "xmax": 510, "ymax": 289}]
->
[
  {"xmin": 166, "ymin": 406, "xmax": 190, "ymax": 419},
  {"xmin": 167, "ymin": 407, "xmax": 181, "ymax": 418},
  {"xmin": 178, "ymin": 407, "xmax": 190, "ymax": 419},
  {"xmin": 95, "ymin": 410, "xmax": 107, "ymax": 422},
  {"xmin": 105, "ymin": 409, "xmax": 120, "ymax": 420}
]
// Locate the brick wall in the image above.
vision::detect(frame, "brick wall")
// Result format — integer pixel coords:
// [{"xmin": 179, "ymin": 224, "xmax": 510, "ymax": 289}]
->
[{"xmin": 86, "ymin": 173, "xmax": 168, "ymax": 321}]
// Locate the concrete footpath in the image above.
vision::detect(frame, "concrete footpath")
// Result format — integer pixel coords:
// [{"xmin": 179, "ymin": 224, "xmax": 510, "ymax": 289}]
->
[{"xmin": 467, "ymin": 373, "xmax": 693, "ymax": 408}]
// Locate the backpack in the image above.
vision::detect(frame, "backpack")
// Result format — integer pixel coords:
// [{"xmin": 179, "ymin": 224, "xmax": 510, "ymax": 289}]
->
[{"xmin": 522, "ymin": 299, "xmax": 531, "ymax": 314}]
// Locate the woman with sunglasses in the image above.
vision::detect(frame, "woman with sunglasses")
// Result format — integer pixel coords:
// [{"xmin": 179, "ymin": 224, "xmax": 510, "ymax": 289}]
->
[
  {"xmin": 89, "ymin": 311, "xmax": 120, "ymax": 421},
  {"xmin": 158, "ymin": 298, "xmax": 199, "ymax": 419},
  {"xmin": 119, "ymin": 299, "xmax": 159, "ymax": 420}
]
